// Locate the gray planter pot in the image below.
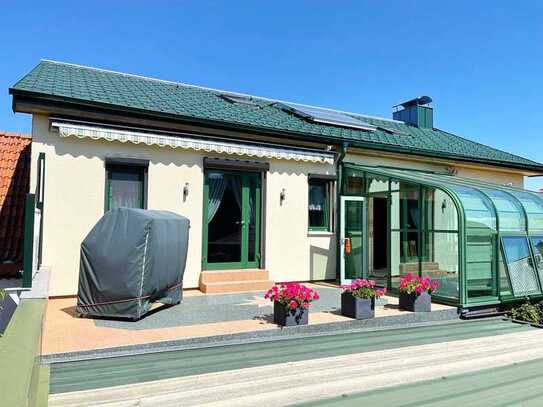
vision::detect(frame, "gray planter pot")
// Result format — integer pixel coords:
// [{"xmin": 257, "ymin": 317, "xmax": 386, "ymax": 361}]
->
[
  {"xmin": 341, "ymin": 293, "xmax": 375, "ymax": 320},
  {"xmin": 399, "ymin": 291, "xmax": 432, "ymax": 312},
  {"xmin": 273, "ymin": 301, "xmax": 308, "ymax": 326},
  {"xmin": 0, "ymin": 294, "xmax": 18, "ymax": 334}
]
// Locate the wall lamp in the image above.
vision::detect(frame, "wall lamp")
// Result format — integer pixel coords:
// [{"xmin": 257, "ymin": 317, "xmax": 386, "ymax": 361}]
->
[
  {"xmin": 280, "ymin": 188, "xmax": 286, "ymax": 205},
  {"xmin": 183, "ymin": 182, "xmax": 190, "ymax": 201}
]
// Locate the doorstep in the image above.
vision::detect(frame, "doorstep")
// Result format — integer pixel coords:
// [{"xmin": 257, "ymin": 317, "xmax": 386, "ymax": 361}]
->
[{"xmin": 198, "ymin": 269, "xmax": 274, "ymax": 294}]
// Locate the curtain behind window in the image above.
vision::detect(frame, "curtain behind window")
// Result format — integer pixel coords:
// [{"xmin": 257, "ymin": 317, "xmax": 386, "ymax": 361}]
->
[
  {"xmin": 109, "ymin": 168, "xmax": 143, "ymax": 210},
  {"xmin": 309, "ymin": 182, "xmax": 327, "ymax": 227}
]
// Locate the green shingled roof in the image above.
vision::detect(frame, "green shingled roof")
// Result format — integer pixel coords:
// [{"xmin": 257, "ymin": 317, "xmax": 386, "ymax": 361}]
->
[{"xmin": 10, "ymin": 60, "xmax": 543, "ymax": 172}]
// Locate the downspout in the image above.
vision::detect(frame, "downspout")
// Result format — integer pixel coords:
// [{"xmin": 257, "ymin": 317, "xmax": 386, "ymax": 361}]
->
[{"xmin": 335, "ymin": 142, "xmax": 349, "ymax": 282}]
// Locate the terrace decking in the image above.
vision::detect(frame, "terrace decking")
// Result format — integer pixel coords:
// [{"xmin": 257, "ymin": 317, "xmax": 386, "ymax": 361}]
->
[
  {"xmin": 47, "ymin": 318, "xmax": 541, "ymax": 406},
  {"xmin": 42, "ymin": 283, "xmax": 455, "ymax": 360}
]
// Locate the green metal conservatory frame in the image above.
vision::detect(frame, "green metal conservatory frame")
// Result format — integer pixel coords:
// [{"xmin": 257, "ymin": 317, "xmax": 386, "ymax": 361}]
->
[{"xmin": 341, "ymin": 163, "xmax": 543, "ymax": 308}]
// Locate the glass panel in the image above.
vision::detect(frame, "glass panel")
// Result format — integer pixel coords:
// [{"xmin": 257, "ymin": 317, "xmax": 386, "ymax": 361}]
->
[
  {"xmin": 513, "ymin": 192, "xmax": 543, "ymax": 232},
  {"xmin": 344, "ymin": 200, "xmax": 364, "ymax": 280},
  {"xmin": 450, "ymin": 185, "xmax": 496, "ymax": 231},
  {"xmin": 390, "ymin": 181, "xmax": 419, "ymax": 230},
  {"xmin": 343, "ymin": 168, "xmax": 365, "ymax": 195},
  {"xmin": 423, "ymin": 188, "xmax": 458, "ymax": 232},
  {"xmin": 529, "ymin": 236, "xmax": 543, "ymax": 285},
  {"xmin": 466, "ymin": 231, "xmax": 496, "ymax": 299},
  {"xmin": 481, "ymin": 189, "xmax": 525, "ymax": 232},
  {"xmin": 108, "ymin": 166, "xmax": 143, "ymax": 210},
  {"xmin": 401, "ymin": 231, "xmax": 419, "ymax": 262},
  {"xmin": 390, "ymin": 181, "xmax": 420, "ymax": 289},
  {"xmin": 207, "ymin": 171, "xmax": 242, "ymax": 263},
  {"xmin": 421, "ymin": 232, "xmax": 459, "ymax": 300},
  {"xmin": 502, "ymin": 236, "xmax": 540, "ymax": 296},
  {"xmin": 309, "ymin": 180, "xmax": 328, "ymax": 229},
  {"xmin": 499, "ymin": 247, "xmax": 513, "ymax": 297},
  {"xmin": 391, "ymin": 231, "xmax": 419, "ymax": 290},
  {"xmin": 368, "ymin": 195, "xmax": 388, "ymax": 286},
  {"xmin": 367, "ymin": 174, "xmax": 389, "ymax": 194}
]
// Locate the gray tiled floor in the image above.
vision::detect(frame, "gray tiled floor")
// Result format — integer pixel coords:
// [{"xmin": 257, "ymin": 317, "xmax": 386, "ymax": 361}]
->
[{"xmin": 95, "ymin": 286, "xmax": 349, "ymax": 330}]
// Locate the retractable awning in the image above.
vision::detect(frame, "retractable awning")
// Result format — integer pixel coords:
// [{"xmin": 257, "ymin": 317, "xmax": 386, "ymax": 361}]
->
[{"xmin": 51, "ymin": 121, "xmax": 335, "ymax": 164}]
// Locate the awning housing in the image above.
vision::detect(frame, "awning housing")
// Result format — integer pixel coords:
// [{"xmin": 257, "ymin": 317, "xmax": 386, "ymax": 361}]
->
[{"xmin": 51, "ymin": 121, "xmax": 335, "ymax": 164}]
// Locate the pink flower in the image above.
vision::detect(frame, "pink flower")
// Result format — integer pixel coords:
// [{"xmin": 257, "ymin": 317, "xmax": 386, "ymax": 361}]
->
[{"xmin": 265, "ymin": 282, "xmax": 319, "ymax": 310}]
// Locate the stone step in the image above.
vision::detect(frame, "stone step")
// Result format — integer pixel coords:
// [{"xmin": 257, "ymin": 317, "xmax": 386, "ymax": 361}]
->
[
  {"xmin": 199, "ymin": 279, "xmax": 274, "ymax": 294},
  {"xmin": 199, "ymin": 269, "xmax": 270, "ymax": 283}
]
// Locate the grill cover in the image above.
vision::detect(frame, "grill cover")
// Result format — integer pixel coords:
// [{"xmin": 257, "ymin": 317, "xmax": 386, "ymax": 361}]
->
[{"xmin": 76, "ymin": 208, "xmax": 189, "ymax": 320}]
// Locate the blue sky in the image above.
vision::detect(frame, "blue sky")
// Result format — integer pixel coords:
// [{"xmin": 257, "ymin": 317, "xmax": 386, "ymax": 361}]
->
[{"xmin": 1, "ymin": 1, "xmax": 542, "ymax": 189}]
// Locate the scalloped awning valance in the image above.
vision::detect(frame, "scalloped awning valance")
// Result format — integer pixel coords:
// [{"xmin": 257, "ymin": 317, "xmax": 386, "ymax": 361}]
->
[{"xmin": 51, "ymin": 122, "xmax": 335, "ymax": 164}]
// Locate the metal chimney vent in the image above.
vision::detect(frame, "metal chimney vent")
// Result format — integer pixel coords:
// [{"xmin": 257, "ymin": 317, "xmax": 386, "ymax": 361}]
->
[{"xmin": 393, "ymin": 96, "xmax": 433, "ymax": 128}]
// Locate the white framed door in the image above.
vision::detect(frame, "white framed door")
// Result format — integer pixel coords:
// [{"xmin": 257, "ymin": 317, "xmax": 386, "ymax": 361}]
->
[{"xmin": 340, "ymin": 196, "xmax": 365, "ymax": 285}]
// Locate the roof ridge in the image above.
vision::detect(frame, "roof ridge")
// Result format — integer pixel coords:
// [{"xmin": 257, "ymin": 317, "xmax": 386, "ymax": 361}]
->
[{"xmin": 38, "ymin": 59, "xmax": 401, "ymax": 124}]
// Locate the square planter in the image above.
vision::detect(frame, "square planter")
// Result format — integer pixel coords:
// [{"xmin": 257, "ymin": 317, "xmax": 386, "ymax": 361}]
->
[
  {"xmin": 399, "ymin": 291, "xmax": 432, "ymax": 312},
  {"xmin": 273, "ymin": 301, "xmax": 308, "ymax": 326},
  {"xmin": 341, "ymin": 293, "xmax": 375, "ymax": 320},
  {"xmin": 0, "ymin": 294, "xmax": 18, "ymax": 334}
]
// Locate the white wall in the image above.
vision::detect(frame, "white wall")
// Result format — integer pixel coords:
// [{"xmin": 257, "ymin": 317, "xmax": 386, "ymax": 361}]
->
[
  {"xmin": 265, "ymin": 160, "xmax": 336, "ymax": 283},
  {"xmin": 30, "ymin": 115, "xmax": 336, "ymax": 296}
]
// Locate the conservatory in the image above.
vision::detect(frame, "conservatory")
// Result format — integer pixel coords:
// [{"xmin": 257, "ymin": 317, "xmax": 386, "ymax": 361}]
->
[{"xmin": 340, "ymin": 164, "xmax": 543, "ymax": 309}]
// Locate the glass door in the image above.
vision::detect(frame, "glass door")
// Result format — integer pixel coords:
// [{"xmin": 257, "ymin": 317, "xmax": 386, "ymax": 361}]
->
[
  {"xmin": 203, "ymin": 170, "xmax": 261, "ymax": 270},
  {"xmin": 340, "ymin": 196, "xmax": 365, "ymax": 284}
]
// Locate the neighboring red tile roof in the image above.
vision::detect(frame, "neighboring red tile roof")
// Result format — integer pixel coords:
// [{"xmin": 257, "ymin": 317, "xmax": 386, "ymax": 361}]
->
[{"xmin": 0, "ymin": 131, "xmax": 31, "ymax": 276}]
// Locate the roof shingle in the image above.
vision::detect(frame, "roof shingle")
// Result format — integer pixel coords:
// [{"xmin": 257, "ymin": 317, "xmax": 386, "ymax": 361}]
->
[
  {"xmin": 0, "ymin": 132, "xmax": 30, "ymax": 275},
  {"xmin": 10, "ymin": 60, "xmax": 543, "ymax": 172}
]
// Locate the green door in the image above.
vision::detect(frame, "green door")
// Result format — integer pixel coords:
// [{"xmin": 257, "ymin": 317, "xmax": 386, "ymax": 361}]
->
[
  {"xmin": 203, "ymin": 170, "xmax": 261, "ymax": 270},
  {"xmin": 340, "ymin": 196, "xmax": 365, "ymax": 284}
]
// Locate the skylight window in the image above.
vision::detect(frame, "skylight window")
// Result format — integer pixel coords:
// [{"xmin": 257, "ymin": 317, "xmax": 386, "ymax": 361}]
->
[
  {"xmin": 280, "ymin": 103, "xmax": 377, "ymax": 131},
  {"xmin": 220, "ymin": 94, "xmax": 259, "ymax": 106}
]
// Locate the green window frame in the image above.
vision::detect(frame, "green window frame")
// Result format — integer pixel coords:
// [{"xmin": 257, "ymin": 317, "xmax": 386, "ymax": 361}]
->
[
  {"xmin": 308, "ymin": 178, "xmax": 332, "ymax": 232},
  {"xmin": 105, "ymin": 164, "xmax": 146, "ymax": 212}
]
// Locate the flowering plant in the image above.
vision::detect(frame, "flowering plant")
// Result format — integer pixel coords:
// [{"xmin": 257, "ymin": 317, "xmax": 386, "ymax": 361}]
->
[
  {"xmin": 265, "ymin": 283, "xmax": 319, "ymax": 310},
  {"xmin": 341, "ymin": 279, "xmax": 386, "ymax": 299},
  {"xmin": 399, "ymin": 273, "xmax": 439, "ymax": 295}
]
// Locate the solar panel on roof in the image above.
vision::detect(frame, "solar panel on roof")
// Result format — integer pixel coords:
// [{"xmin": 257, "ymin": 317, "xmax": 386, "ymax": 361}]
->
[{"xmin": 282, "ymin": 103, "xmax": 377, "ymax": 131}]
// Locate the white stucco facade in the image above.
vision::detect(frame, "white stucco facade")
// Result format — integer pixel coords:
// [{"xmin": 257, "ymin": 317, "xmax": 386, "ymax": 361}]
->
[{"xmin": 30, "ymin": 115, "xmax": 337, "ymax": 296}]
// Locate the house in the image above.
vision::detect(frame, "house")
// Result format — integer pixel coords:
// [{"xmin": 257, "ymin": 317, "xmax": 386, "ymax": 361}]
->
[
  {"xmin": 0, "ymin": 131, "xmax": 30, "ymax": 277},
  {"xmin": 9, "ymin": 60, "xmax": 543, "ymax": 312}
]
